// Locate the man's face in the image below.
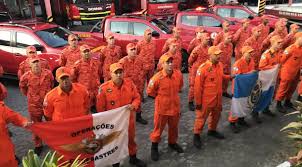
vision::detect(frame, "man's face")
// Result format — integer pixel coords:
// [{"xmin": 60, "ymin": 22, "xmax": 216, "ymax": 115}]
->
[
  {"xmin": 210, "ymin": 53, "xmax": 221, "ymax": 64},
  {"xmin": 68, "ymin": 37, "xmax": 78, "ymax": 47},
  {"xmin": 254, "ymin": 29, "xmax": 261, "ymax": 37},
  {"xmin": 145, "ymin": 31, "xmax": 152, "ymax": 41},
  {"xmin": 30, "ymin": 61, "xmax": 41, "ymax": 73},
  {"xmin": 163, "ymin": 58, "xmax": 173, "ymax": 72},
  {"xmin": 243, "ymin": 52, "xmax": 252, "ymax": 61},
  {"xmin": 243, "ymin": 21, "xmax": 250, "ymax": 28},
  {"xmin": 127, "ymin": 47, "xmax": 137, "ymax": 57},
  {"xmin": 169, "ymin": 43, "xmax": 178, "ymax": 53},
  {"xmin": 291, "ymin": 26, "xmax": 300, "ymax": 34},
  {"xmin": 173, "ymin": 29, "xmax": 181, "ymax": 38},
  {"xmin": 223, "ymin": 23, "xmax": 230, "ymax": 31},
  {"xmin": 107, "ymin": 36, "xmax": 115, "ymax": 45},
  {"xmin": 111, "ymin": 69, "xmax": 124, "ymax": 84},
  {"xmin": 58, "ymin": 75, "xmax": 72, "ymax": 91},
  {"xmin": 203, "ymin": 34, "xmax": 210, "ymax": 45},
  {"xmin": 196, "ymin": 32, "xmax": 203, "ymax": 39},
  {"xmin": 27, "ymin": 50, "xmax": 37, "ymax": 57},
  {"xmin": 81, "ymin": 49, "xmax": 91, "ymax": 60},
  {"xmin": 273, "ymin": 41, "xmax": 282, "ymax": 50}
]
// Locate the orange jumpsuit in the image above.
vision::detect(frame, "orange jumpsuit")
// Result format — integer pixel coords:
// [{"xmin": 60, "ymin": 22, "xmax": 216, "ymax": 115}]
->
[
  {"xmin": 137, "ymin": 39, "xmax": 156, "ymax": 83},
  {"xmin": 19, "ymin": 69, "xmax": 53, "ymax": 147},
  {"xmin": 233, "ymin": 28, "xmax": 252, "ymax": 60},
  {"xmin": 257, "ymin": 24, "xmax": 270, "ymax": 43},
  {"xmin": 99, "ymin": 45, "xmax": 122, "ymax": 81},
  {"xmin": 59, "ymin": 46, "xmax": 81, "ymax": 68},
  {"xmin": 119, "ymin": 56, "xmax": 145, "ymax": 97},
  {"xmin": 228, "ymin": 58, "xmax": 255, "ymax": 123},
  {"xmin": 147, "ymin": 69, "xmax": 183, "ymax": 144},
  {"xmin": 0, "ymin": 102, "xmax": 27, "ymax": 167},
  {"xmin": 194, "ymin": 60, "xmax": 230, "ymax": 134},
  {"xmin": 18, "ymin": 57, "xmax": 50, "ymax": 79},
  {"xmin": 262, "ymin": 30, "xmax": 288, "ymax": 52},
  {"xmin": 218, "ymin": 42, "xmax": 233, "ymax": 93},
  {"xmin": 158, "ymin": 51, "xmax": 182, "ymax": 71},
  {"xmin": 188, "ymin": 44, "xmax": 209, "ymax": 102},
  {"xmin": 72, "ymin": 58, "xmax": 101, "ymax": 107},
  {"xmin": 96, "ymin": 78, "xmax": 141, "ymax": 156},
  {"xmin": 258, "ymin": 48, "xmax": 282, "ymax": 70},
  {"xmin": 213, "ymin": 31, "xmax": 226, "ymax": 46},
  {"xmin": 188, "ymin": 38, "xmax": 202, "ymax": 54},
  {"xmin": 43, "ymin": 83, "xmax": 89, "ymax": 121},
  {"xmin": 275, "ymin": 44, "xmax": 302, "ymax": 101},
  {"xmin": 244, "ymin": 36, "xmax": 263, "ymax": 69},
  {"xmin": 162, "ymin": 37, "xmax": 183, "ymax": 54}
]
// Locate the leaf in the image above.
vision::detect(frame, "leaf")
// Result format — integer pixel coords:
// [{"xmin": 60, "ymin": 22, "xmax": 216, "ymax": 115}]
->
[
  {"xmin": 288, "ymin": 132, "xmax": 302, "ymax": 140},
  {"xmin": 281, "ymin": 122, "xmax": 302, "ymax": 131}
]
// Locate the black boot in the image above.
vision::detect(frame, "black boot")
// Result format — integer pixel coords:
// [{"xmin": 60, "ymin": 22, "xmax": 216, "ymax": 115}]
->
[
  {"xmin": 238, "ymin": 117, "xmax": 250, "ymax": 128},
  {"xmin": 276, "ymin": 101, "xmax": 286, "ymax": 113},
  {"xmin": 151, "ymin": 142, "xmax": 159, "ymax": 161},
  {"xmin": 251, "ymin": 111, "xmax": 262, "ymax": 124},
  {"xmin": 168, "ymin": 143, "xmax": 184, "ymax": 153},
  {"xmin": 34, "ymin": 146, "xmax": 43, "ymax": 156},
  {"xmin": 207, "ymin": 130, "xmax": 225, "ymax": 139},
  {"xmin": 188, "ymin": 101, "xmax": 195, "ymax": 111},
  {"xmin": 129, "ymin": 154, "xmax": 146, "ymax": 167},
  {"xmin": 193, "ymin": 134, "xmax": 202, "ymax": 149},
  {"xmin": 262, "ymin": 106, "xmax": 275, "ymax": 117},
  {"xmin": 284, "ymin": 99, "xmax": 294, "ymax": 109},
  {"xmin": 230, "ymin": 122, "xmax": 240, "ymax": 133},
  {"xmin": 136, "ymin": 112, "xmax": 148, "ymax": 125},
  {"xmin": 223, "ymin": 92, "xmax": 232, "ymax": 98},
  {"xmin": 112, "ymin": 163, "xmax": 120, "ymax": 167}
]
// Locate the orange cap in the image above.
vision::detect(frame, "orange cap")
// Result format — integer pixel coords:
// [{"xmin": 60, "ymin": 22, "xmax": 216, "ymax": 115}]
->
[
  {"xmin": 68, "ymin": 34, "xmax": 77, "ymax": 41},
  {"xmin": 110, "ymin": 63, "xmax": 123, "ymax": 73},
  {"xmin": 241, "ymin": 46, "xmax": 254, "ymax": 54},
  {"xmin": 80, "ymin": 44, "xmax": 90, "ymax": 52},
  {"xmin": 29, "ymin": 58, "xmax": 40, "ymax": 63},
  {"xmin": 26, "ymin": 45, "xmax": 36, "ymax": 52},
  {"xmin": 56, "ymin": 67, "xmax": 71, "ymax": 80},
  {"xmin": 159, "ymin": 54, "xmax": 173, "ymax": 64},
  {"xmin": 195, "ymin": 27, "xmax": 205, "ymax": 33},
  {"xmin": 270, "ymin": 35, "xmax": 282, "ymax": 44},
  {"xmin": 208, "ymin": 46, "xmax": 222, "ymax": 55},
  {"xmin": 126, "ymin": 43, "xmax": 136, "ymax": 50},
  {"xmin": 105, "ymin": 33, "xmax": 114, "ymax": 39}
]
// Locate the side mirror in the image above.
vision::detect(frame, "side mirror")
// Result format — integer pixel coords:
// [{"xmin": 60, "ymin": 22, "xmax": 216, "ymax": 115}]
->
[
  {"xmin": 33, "ymin": 44, "xmax": 44, "ymax": 51},
  {"xmin": 151, "ymin": 31, "xmax": 160, "ymax": 37},
  {"xmin": 248, "ymin": 15, "xmax": 254, "ymax": 20}
]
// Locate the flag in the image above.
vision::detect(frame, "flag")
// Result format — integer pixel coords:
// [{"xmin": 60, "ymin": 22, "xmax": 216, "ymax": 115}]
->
[
  {"xmin": 231, "ymin": 65, "xmax": 279, "ymax": 117},
  {"xmin": 30, "ymin": 105, "xmax": 130, "ymax": 167}
]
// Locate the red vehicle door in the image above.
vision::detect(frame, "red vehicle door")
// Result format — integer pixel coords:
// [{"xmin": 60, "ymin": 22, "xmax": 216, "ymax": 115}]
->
[{"xmin": 0, "ymin": 30, "xmax": 14, "ymax": 74}]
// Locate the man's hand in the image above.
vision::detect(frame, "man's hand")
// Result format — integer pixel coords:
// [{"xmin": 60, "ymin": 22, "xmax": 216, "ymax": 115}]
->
[
  {"xmin": 23, "ymin": 121, "xmax": 33, "ymax": 128},
  {"xmin": 126, "ymin": 105, "xmax": 135, "ymax": 112},
  {"xmin": 195, "ymin": 105, "xmax": 202, "ymax": 110}
]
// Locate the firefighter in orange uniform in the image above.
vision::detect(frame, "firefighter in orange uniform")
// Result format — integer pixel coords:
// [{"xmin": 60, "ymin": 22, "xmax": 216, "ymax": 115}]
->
[
  {"xmin": 257, "ymin": 16, "xmax": 270, "ymax": 43},
  {"xmin": 0, "ymin": 103, "xmax": 31, "ymax": 167},
  {"xmin": 243, "ymin": 27, "xmax": 262, "ymax": 69},
  {"xmin": 18, "ymin": 46, "xmax": 50, "ymax": 79},
  {"xmin": 19, "ymin": 58, "xmax": 54, "ymax": 155},
  {"xmin": 72, "ymin": 45, "xmax": 101, "ymax": 110},
  {"xmin": 187, "ymin": 27, "xmax": 205, "ymax": 54},
  {"xmin": 193, "ymin": 46, "xmax": 231, "ymax": 149},
  {"xmin": 213, "ymin": 21, "xmax": 230, "ymax": 46},
  {"xmin": 188, "ymin": 33, "xmax": 210, "ymax": 111},
  {"xmin": 59, "ymin": 34, "xmax": 81, "ymax": 68},
  {"xmin": 96, "ymin": 63, "xmax": 146, "ymax": 167},
  {"xmin": 262, "ymin": 21, "xmax": 288, "ymax": 52},
  {"xmin": 158, "ymin": 39, "xmax": 182, "ymax": 71},
  {"xmin": 275, "ymin": 33, "xmax": 302, "ymax": 113},
  {"xmin": 228, "ymin": 46, "xmax": 255, "ymax": 133},
  {"xmin": 137, "ymin": 29, "xmax": 156, "ymax": 84},
  {"xmin": 147, "ymin": 54, "xmax": 184, "ymax": 161},
  {"xmin": 162, "ymin": 27, "xmax": 183, "ymax": 54},
  {"xmin": 100, "ymin": 33, "xmax": 122, "ymax": 81},
  {"xmin": 218, "ymin": 32, "xmax": 233, "ymax": 98},
  {"xmin": 43, "ymin": 67, "xmax": 90, "ymax": 121},
  {"xmin": 119, "ymin": 43, "xmax": 147, "ymax": 124},
  {"xmin": 233, "ymin": 19, "xmax": 252, "ymax": 60},
  {"xmin": 282, "ymin": 24, "xmax": 300, "ymax": 49}
]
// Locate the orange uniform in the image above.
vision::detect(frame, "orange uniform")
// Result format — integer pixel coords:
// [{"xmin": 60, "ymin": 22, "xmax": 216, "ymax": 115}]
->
[
  {"xmin": 72, "ymin": 58, "xmax": 101, "ymax": 107},
  {"xmin": 233, "ymin": 27, "xmax": 252, "ymax": 60},
  {"xmin": 228, "ymin": 57, "xmax": 255, "ymax": 123},
  {"xmin": 19, "ymin": 69, "xmax": 53, "ymax": 146},
  {"xmin": 275, "ymin": 44, "xmax": 302, "ymax": 101},
  {"xmin": 119, "ymin": 56, "xmax": 145, "ymax": 97},
  {"xmin": 262, "ymin": 30, "xmax": 288, "ymax": 52},
  {"xmin": 137, "ymin": 39, "xmax": 156, "ymax": 82},
  {"xmin": 43, "ymin": 83, "xmax": 89, "ymax": 121},
  {"xmin": 194, "ymin": 60, "xmax": 230, "ymax": 134},
  {"xmin": 147, "ymin": 69, "xmax": 183, "ymax": 144},
  {"xmin": 96, "ymin": 78, "xmax": 141, "ymax": 156},
  {"xmin": 162, "ymin": 37, "xmax": 183, "ymax": 54},
  {"xmin": 59, "ymin": 46, "xmax": 81, "ymax": 68},
  {"xmin": 213, "ymin": 31, "xmax": 226, "ymax": 46},
  {"xmin": 244, "ymin": 36, "xmax": 263, "ymax": 69},
  {"xmin": 258, "ymin": 48, "xmax": 282, "ymax": 70},
  {"xmin": 0, "ymin": 102, "xmax": 27, "ymax": 167},
  {"xmin": 218, "ymin": 42, "xmax": 233, "ymax": 93},
  {"xmin": 282, "ymin": 33, "xmax": 296, "ymax": 49},
  {"xmin": 188, "ymin": 38, "xmax": 202, "ymax": 54},
  {"xmin": 18, "ymin": 57, "xmax": 50, "ymax": 79},
  {"xmin": 188, "ymin": 44, "xmax": 209, "ymax": 102},
  {"xmin": 99, "ymin": 45, "xmax": 122, "ymax": 81},
  {"xmin": 257, "ymin": 24, "xmax": 270, "ymax": 42}
]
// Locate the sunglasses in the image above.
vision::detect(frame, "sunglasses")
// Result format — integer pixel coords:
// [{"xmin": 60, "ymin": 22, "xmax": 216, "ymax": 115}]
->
[
  {"xmin": 29, "ymin": 51, "xmax": 36, "ymax": 54},
  {"xmin": 130, "ymin": 48, "xmax": 136, "ymax": 51}
]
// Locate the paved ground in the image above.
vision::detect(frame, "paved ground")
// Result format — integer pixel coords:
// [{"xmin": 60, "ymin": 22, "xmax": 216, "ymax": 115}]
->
[{"xmin": 3, "ymin": 73, "xmax": 297, "ymax": 167}]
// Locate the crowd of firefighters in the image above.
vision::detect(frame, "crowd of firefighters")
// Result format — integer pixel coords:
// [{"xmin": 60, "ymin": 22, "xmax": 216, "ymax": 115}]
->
[{"xmin": 1, "ymin": 15, "xmax": 302, "ymax": 167}]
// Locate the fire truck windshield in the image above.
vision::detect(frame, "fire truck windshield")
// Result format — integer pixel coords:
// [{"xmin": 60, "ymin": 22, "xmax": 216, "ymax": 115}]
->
[
  {"xmin": 148, "ymin": 0, "xmax": 178, "ymax": 3},
  {"xmin": 150, "ymin": 19, "xmax": 172, "ymax": 34},
  {"xmin": 35, "ymin": 27, "xmax": 71, "ymax": 48}
]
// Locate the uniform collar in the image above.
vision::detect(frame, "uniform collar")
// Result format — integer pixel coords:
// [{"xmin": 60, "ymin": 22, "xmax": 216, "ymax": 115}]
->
[
  {"xmin": 162, "ymin": 69, "xmax": 173, "ymax": 77},
  {"xmin": 58, "ymin": 84, "xmax": 75, "ymax": 96}
]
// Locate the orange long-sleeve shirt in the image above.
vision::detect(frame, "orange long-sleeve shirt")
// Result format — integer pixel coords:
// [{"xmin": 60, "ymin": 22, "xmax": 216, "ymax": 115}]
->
[
  {"xmin": 188, "ymin": 38, "xmax": 202, "ymax": 54},
  {"xmin": 18, "ymin": 57, "xmax": 50, "ymax": 79},
  {"xmin": 59, "ymin": 46, "xmax": 81, "ymax": 68},
  {"xmin": 137, "ymin": 39, "xmax": 156, "ymax": 70},
  {"xmin": 99, "ymin": 45, "xmax": 122, "ymax": 81},
  {"xmin": 258, "ymin": 48, "xmax": 282, "ymax": 70}
]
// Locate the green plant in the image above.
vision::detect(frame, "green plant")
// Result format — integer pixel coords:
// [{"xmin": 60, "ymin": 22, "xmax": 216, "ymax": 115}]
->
[{"xmin": 22, "ymin": 149, "xmax": 89, "ymax": 167}]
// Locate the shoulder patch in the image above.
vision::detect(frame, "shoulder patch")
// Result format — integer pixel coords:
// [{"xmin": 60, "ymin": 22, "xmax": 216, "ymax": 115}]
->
[
  {"xmin": 106, "ymin": 88, "xmax": 112, "ymax": 93},
  {"xmin": 233, "ymin": 67, "xmax": 238, "ymax": 72},
  {"xmin": 284, "ymin": 50, "xmax": 289, "ymax": 55},
  {"xmin": 261, "ymin": 55, "xmax": 266, "ymax": 60}
]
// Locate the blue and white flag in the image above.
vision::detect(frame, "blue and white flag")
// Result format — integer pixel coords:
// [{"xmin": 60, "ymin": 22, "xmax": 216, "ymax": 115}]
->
[{"xmin": 231, "ymin": 65, "xmax": 279, "ymax": 117}]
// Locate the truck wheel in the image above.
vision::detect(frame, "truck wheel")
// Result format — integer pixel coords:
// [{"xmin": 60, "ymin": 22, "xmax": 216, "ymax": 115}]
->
[{"xmin": 181, "ymin": 49, "xmax": 189, "ymax": 73}]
